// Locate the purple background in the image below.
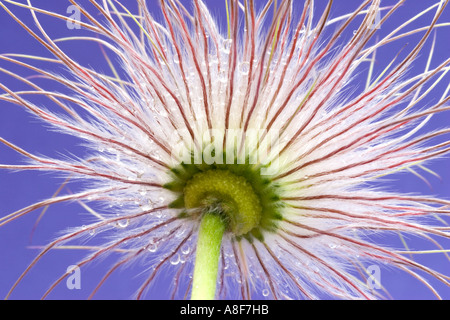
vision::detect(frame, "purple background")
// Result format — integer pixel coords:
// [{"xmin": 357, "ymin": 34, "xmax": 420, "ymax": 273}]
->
[{"xmin": 0, "ymin": 0, "xmax": 449, "ymax": 299}]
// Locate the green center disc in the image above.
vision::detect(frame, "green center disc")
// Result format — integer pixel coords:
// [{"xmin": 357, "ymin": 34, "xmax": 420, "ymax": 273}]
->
[
  {"xmin": 165, "ymin": 159, "xmax": 284, "ymax": 242},
  {"xmin": 184, "ymin": 170, "xmax": 262, "ymax": 236}
]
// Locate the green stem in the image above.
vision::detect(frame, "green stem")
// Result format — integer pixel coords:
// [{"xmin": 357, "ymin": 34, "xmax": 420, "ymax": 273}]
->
[{"xmin": 191, "ymin": 212, "xmax": 226, "ymax": 300}]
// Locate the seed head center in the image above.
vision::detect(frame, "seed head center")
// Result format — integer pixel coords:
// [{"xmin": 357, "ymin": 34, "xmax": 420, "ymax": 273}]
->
[
  {"xmin": 184, "ymin": 170, "xmax": 262, "ymax": 236},
  {"xmin": 165, "ymin": 159, "xmax": 284, "ymax": 241}
]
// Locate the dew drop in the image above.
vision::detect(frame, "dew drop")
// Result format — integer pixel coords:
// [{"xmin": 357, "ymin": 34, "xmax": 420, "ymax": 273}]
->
[
  {"xmin": 181, "ymin": 245, "xmax": 190, "ymax": 255},
  {"xmin": 170, "ymin": 253, "xmax": 180, "ymax": 265},
  {"xmin": 239, "ymin": 61, "xmax": 250, "ymax": 75},
  {"xmin": 148, "ymin": 243, "xmax": 158, "ymax": 253},
  {"xmin": 142, "ymin": 204, "xmax": 153, "ymax": 212},
  {"xmin": 89, "ymin": 229, "xmax": 96, "ymax": 236},
  {"xmin": 262, "ymin": 289, "xmax": 270, "ymax": 297},
  {"xmin": 222, "ymin": 39, "xmax": 232, "ymax": 54},
  {"xmin": 176, "ymin": 228, "xmax": 186, "ymax": 238},
  {"xmin": 353, "ymin": 30, "xmax": 357, "ymax": 35},
  {"xmin": 116, "ymin": 219, "xmax": 129, "ymax": 228}
]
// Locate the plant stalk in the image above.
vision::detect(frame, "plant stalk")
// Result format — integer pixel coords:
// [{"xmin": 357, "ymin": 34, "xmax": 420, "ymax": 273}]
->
[{"xmin": 191, "ymin": 212, "xmax": 225, "ymax": 300}]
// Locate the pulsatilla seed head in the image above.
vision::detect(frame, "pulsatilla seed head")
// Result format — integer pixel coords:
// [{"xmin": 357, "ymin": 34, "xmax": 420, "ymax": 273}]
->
[{"xmin": 0, "ymin": 0, "xmax": 449, "ymax": 300}]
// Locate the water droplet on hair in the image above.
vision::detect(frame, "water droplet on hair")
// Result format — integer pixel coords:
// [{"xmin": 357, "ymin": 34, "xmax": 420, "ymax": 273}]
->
[
  {"xmin": 262, "ymin": 289, "xmax": 269, "ymax": 297},
  {"xmin": 181, "ymin": 245, "xmax": 190, "ymax": 255},
  {"xmin": 148, "ymin": 243, "xmax": 158, "ymax": 252},
  {"xmin": 222, "ymin": 39, "xmax": 232, "ymax": 54},
  {"xmin": 239, "ymin": 61, "xmax": 250, "ymax": 75},
  {"xmin": 170, "ymin": 253, "xmax": 180, "ymax": 265},
  {"xmin": 116, "ymin": 219, "xmax": 129, "ymax": 228},
  {"xmin": 89, "ymin": 229, "xmax": 96, "ymax": 236},
  {"xmin": 176, "ymin": 228, "xmax": 186, "ymax": 238},
  {"xmin": 142, "ymin": 202, "xmax": 154, "ymax": 211},
  {"xmin": 353, "ymin": 30, "xmax": 357, "ymax": 35}
]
